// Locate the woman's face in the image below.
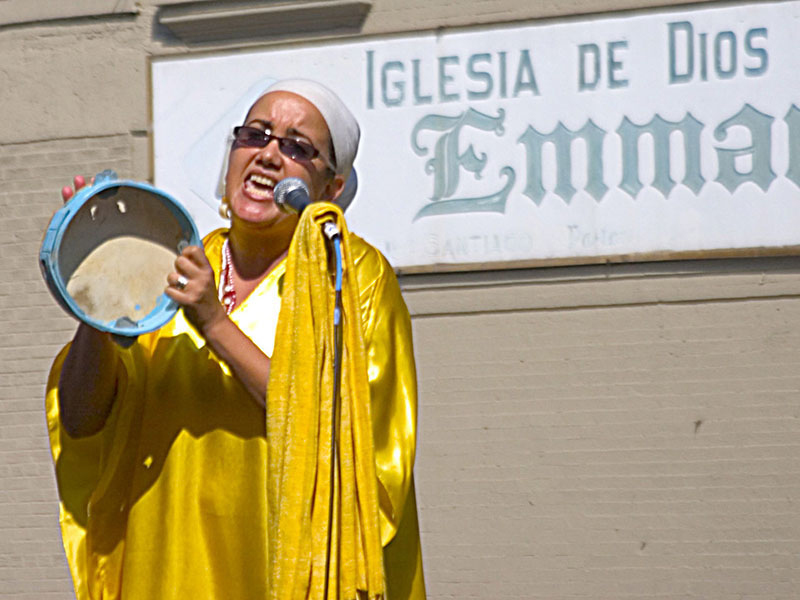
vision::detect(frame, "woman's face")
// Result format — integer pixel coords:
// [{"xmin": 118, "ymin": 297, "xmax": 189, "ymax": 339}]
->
[{"xmin": 225, "ymin": 91, "xmax": 343, "ymax": 230}]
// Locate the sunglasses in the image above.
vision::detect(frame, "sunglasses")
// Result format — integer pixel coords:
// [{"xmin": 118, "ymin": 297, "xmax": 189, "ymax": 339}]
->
[{"xmin": 232, "ymin": 126, "xmax": 334, "ymax": 169}]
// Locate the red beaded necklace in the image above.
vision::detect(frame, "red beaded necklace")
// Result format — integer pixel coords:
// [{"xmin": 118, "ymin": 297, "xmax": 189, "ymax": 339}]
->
[{"xmin": 219, "ymin": 239, "xmax": 237, "ymax": 314}]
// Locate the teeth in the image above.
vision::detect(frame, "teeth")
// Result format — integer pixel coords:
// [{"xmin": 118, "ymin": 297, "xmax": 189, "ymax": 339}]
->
[
  {"xmin": 249, "ymin": 174, "xmax": 275, "ymax": 187},
  {"xmin": 244, "ymin": 174, "xmax": 276, "ymax": 200},
  {"xmin": 245, "ymin": 180, "xmax": 271, "ymax": 199}
]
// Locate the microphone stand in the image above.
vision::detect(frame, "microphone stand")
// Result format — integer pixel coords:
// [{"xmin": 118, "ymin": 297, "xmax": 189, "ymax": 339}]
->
[{"xmin": 322, "ymin": 219, "xmax": 343, "ymax": 600}]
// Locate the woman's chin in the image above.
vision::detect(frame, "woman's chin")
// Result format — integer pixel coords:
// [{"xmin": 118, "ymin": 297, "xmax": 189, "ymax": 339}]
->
[
  {"xmin": 231, "ymin": 198, "xmax": 277, "ymax": 223},
  {"xmin": 230, "ymin": 203, "xmax": 297, "ymax": 233}
]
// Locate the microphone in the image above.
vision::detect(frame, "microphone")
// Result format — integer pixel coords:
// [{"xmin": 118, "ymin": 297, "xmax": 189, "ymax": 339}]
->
[{"xmin": 275, "ymin": 177, "xmax": 311, "ymax": 214}]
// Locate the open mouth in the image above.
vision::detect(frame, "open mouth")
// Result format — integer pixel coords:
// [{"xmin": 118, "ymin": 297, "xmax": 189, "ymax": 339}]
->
[{"xmin": 244, "ymin": 174, "xmax": 276, "ymax": 200}]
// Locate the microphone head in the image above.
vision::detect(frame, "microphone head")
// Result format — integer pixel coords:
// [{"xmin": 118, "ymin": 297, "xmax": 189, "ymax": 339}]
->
[{"xmin": 274, "ymin": 177, "xmax": 310, "ymax": 214}]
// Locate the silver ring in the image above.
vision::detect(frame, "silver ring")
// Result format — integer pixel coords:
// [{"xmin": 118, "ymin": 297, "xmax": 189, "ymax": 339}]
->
[{"xmin": 176, "ymin": 275, "xmax": 188, "ymax": 290}]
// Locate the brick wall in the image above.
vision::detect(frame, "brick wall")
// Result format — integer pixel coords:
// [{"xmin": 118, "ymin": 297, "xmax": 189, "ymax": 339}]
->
[{"xmin": 0, "ymin": 136, "xmax": 134, "ymax": 599}]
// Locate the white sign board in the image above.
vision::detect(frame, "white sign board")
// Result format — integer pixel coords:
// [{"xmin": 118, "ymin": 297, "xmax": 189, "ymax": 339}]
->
[{"xmin": 152, "ymin": 1, "xmax": 800, "ymax": 271}]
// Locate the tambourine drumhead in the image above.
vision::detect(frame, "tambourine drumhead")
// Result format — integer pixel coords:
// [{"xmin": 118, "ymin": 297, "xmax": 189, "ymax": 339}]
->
[
  {"xmin": 40, "ymin": 172, "xmax": 200, "ymax": 336},
  {"xmin": 66, "ymin": 234, "xmax": 176, "ymax": 324}
]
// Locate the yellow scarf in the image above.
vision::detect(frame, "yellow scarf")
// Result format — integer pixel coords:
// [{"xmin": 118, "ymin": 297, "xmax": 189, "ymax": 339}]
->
[{"xmin": 267, "ymin": 203, "xmax": 385, "ymax": 600}]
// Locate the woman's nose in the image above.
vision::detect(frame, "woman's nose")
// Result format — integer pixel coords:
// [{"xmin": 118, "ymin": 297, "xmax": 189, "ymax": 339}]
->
[{"xmin": 258, "ymin": 136, "xmax": 282, "ymax": 165}]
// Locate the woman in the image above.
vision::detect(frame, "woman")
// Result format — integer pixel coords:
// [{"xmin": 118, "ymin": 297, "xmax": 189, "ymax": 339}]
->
[{"xmin": 48, "ymin": 80, "xmax": 425, "ymax": 599}]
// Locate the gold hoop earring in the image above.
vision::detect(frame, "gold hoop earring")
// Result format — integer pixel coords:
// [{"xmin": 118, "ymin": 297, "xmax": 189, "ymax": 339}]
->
[{"xmin": 219, "ymin": 196, "xmax": 232, "ymax": 219}]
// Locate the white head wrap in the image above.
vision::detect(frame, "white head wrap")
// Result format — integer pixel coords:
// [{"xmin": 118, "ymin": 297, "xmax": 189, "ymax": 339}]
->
[
  {"xmin": 218, "ymin": 79, "xmax": 360, "ymax": 217},
  {"xmin": 264, "ymin": 79, "xmax": 360, "ymax": 181}
]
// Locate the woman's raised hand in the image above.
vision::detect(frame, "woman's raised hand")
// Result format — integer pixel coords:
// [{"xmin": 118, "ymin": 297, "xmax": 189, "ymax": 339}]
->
[
  {"xmin": 61, "ymin": 175, "xmax": 93, "ymax": 203},
  {"xmin": 57, "ymin": 171, "xmax": 118, "ymax": 436}
]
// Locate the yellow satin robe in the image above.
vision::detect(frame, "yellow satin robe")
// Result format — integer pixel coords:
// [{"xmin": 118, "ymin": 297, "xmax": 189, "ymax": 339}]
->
[{"xmin": 45, "ymin": 229, "xmax": 425, "ymax": 600}]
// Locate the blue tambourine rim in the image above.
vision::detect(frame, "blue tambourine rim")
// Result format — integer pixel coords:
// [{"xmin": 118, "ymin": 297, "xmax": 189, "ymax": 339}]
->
[{"xmin": 39, "ymin": 172, "xmax": 202, "ymax": 336}]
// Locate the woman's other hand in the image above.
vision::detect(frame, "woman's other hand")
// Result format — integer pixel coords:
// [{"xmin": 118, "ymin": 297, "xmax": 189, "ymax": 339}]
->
[
  {"xmin": 165, "ymin": 244, "xmax": 271, "ymax": 407},
  {"xmin": 166, "ymin": 245, "xmax": 227, "ymax": 335}
]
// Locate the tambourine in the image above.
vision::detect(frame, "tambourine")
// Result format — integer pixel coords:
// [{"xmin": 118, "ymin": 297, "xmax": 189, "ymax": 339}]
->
[{"xmin": 40, "ymin": 170, "xmax": 201, "ymax": 338}]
